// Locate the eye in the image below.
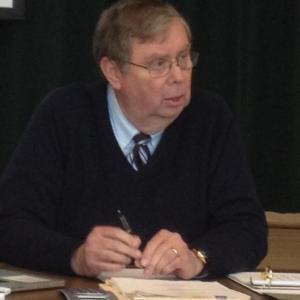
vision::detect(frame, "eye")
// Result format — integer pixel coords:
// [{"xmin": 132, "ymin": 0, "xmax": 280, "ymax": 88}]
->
[
  {"xmin": 180, "ymin": 52, "xmax": 188, "ymax": 58},
  {"xmin": 149, "ymin": 58, "xmax": 168, "ymax": 70},
  {"xmin": 178, "ymin": 51, "xmax": 190, "ymax": 61}
]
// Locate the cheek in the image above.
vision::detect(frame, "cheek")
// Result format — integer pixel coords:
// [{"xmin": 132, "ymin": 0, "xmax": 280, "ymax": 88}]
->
[{"xmin": 136, "ymin": 82, "xmax": 165, "ymax": 107}]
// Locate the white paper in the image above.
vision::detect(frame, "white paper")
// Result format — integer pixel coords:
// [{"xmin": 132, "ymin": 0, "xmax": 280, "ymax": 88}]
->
[{"xmin": 107, "ymin": 277, "xmax": 250, "ymax": 299}]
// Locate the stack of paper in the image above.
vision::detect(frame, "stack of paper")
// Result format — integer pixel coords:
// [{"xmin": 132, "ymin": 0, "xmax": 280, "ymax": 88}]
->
[{"xmin": 100, "ymin": 277, "xmax": 250, "ymax": 300}]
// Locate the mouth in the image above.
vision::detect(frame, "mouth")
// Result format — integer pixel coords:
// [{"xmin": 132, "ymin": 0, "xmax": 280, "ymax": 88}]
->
[{"xmin": 164, "ymin": 95, "xmax": 184, "ymax": 103}]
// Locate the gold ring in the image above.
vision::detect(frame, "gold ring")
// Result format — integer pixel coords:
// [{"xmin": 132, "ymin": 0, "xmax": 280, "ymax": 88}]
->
[{"xmin": 171, "ymin": 248, "xmax": 179, "ymax": 257}]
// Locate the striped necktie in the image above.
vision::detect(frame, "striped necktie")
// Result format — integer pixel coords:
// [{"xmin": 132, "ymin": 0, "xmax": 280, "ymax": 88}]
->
[{"xmin": 131, "ymin": 132, "xmax": 151, "ymax": 171}]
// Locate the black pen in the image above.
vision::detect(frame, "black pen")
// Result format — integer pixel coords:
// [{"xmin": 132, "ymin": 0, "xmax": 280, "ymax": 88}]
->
[{"xmin": 117, "ymin": 209, "xmax": 132, "ymax": 233}]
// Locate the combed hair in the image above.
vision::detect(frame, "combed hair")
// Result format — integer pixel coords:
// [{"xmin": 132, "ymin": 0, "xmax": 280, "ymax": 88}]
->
[{"xmin": 92, "ymin": 0, "xmax": 191, "ymax": 67}]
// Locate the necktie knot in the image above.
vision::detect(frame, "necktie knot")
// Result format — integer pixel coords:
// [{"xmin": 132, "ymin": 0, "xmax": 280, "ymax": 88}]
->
[
  {"xmin": 131, "ymin": 132, "xmax": 151, "ymax": 171},
  {"xmin": 133, "ymin": 132, "xmax": 151, "ymax": 145}
]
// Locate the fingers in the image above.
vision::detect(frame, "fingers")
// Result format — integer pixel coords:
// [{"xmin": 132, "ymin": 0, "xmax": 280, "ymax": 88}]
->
[
  {"xmin": 87, "ymin": 227, "xmax": 141, "ymax": 259},
  {"xmin": 139, "ymin": 229, "xmax": 184, "ymax": 277},
  {"xmin": 148, "ymin": 247, "xmax": 179, "ymax": 276},
  {"xmin": 71, "ymin": 244, "xmax": 128, "ymax": 277},
  {"xmin": 71, "ymin": 226, "xmax": 142, "ymax": 277},
  {"xmin": 71, "ymin": 226, "xmax": 203, "ymax": 279},
  {"xmin": 138, "ymin": 229, "xmax": 204, "ymax": 279},
  {"xmin": 92, "ymin": 226, "xmax": 141, "ymax": 250}
]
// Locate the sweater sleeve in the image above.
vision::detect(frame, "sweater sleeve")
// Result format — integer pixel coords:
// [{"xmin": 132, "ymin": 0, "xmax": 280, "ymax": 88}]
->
[
  {"xmin": 0, "ymin": 92, "xmax": 82, "ymax": 275},
  {"xmin": 192, "ymin": 99, "xmax": 268, "ymax": 278}
]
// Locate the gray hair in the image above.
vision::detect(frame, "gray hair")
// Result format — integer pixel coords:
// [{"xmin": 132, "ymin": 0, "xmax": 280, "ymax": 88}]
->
[{"xmin": 92, "ymin": 0, "xmax": 191, "ymax": 69}]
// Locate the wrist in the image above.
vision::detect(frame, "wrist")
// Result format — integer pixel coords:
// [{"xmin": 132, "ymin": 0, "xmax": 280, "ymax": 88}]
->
[
  {"xmin": 191, "ymin": 248, "xmax": 208, "ymax": 266},
  {"xmin": 191, "ymin": 248, "xmax": 208, "ymax": 276}
]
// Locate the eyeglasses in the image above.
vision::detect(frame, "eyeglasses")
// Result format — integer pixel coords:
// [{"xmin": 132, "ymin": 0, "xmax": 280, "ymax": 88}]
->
[{"xmin": 125, "ymin": 50, "xmax": 199, "ymax": 78}]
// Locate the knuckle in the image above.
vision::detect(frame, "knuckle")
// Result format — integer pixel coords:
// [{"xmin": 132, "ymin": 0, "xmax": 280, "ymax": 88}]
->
[
  {"xmin": 170, "ymin": 232, "xmax": 183, "ymax": 244},
  {"xmin": 90, "ymin": 226, "xmax": 102, "ymax": 235},
  {"xmin": 173, "ymin": 232, "xmax": 181, "ymax": 239},
  {"xmin": 85, "ymin": 234, "xmax": 99, "ymax": 248},
  {"xmin": 158, "ymin": 229, "xmax": 169, "ymax": 236}
]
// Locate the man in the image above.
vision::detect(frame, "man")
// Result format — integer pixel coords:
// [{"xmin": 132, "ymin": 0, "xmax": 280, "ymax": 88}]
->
[{"xmin": 0, "ymin": 0, "xmax": 267, "ymax": 280}]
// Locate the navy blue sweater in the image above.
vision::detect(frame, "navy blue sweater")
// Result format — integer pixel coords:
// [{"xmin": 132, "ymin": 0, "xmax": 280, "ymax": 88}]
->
[{"xmin": 0, "ymin": 81, "xmax": 267, "ymax": 277}]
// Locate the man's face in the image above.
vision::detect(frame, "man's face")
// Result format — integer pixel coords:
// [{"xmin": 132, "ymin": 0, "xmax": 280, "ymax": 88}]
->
[{"xmin": 113, "ymin": 18, "xmax": 192, "ymax": 133}]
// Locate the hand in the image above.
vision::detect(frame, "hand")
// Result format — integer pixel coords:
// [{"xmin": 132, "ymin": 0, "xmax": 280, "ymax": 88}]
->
[
  {"xmin": 135, "ymin": 229, "xmax": 204, "ymax": 279},
  {"xmin": 71, "ymin": 226, "xmax": 142, "ymax": 277}
]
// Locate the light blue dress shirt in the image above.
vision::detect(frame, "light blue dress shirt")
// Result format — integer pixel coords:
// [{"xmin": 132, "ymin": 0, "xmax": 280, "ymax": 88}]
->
[{"xmin": 107, "ymin": 85, "xmax": 163, "ymax": 167}]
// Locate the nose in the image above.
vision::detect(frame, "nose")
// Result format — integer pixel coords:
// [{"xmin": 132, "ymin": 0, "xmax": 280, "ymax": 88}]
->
[{"xmin": 167, "ymin": 60, "xmax": 185, "ymax": 83}]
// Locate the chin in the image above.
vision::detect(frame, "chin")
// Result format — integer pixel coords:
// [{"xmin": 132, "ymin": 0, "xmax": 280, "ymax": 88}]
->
[{"xmin": 162, "ymin": 105, "xmax": 186, "ymax": 120}]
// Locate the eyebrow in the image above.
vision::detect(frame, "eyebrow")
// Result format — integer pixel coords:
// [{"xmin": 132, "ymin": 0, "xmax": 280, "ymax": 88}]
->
[{"xmin": 144, "ymin": 44, "xmax": 191, "ymax": 62}]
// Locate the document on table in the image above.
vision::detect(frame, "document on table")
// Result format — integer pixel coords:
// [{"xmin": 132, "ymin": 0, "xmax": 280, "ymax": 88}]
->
[
  {"xmin": 228, "ymin": 271, "xmax": 300, "ymax": 300},
  {"xmin": 99, "ymin": 277, "xmax": 250, "ymax": 300},
  {"xmin": 98, "ymin": 268, "xmax": 175, "ymax": 282}
]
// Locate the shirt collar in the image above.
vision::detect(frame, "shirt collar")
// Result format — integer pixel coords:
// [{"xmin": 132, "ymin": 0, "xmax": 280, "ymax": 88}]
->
[{"xmin": 107, "ymin": 85, "xmax": 163, "ymax": 154}]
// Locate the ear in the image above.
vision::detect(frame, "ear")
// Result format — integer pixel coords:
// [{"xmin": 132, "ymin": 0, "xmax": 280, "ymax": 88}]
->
[{"xmin": 99, "ymin": 57, "xmax": 123, "ymax": 90}]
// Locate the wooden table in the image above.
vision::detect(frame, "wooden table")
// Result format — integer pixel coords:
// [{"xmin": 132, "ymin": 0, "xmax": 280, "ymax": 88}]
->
[{"xmin": 1, "ymin": 266, "xmax": 275, "ymax": 300}]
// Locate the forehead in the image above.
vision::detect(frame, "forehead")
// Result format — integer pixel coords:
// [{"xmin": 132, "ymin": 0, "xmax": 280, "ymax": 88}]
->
[{"xmin": 130, "ymin": 19, "xmax": 190, "ymax": 60}]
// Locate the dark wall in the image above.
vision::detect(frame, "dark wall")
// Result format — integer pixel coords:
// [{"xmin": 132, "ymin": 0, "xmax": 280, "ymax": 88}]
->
[{"xmin": 1, "ymin": 0, "xmax": 300, "ymax": 211}]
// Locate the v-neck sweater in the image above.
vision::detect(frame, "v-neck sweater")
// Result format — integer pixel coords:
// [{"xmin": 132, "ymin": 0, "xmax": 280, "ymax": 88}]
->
[{"xmin": 0, "ymin": 81, "xmax": 267, "ymax": 278}]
